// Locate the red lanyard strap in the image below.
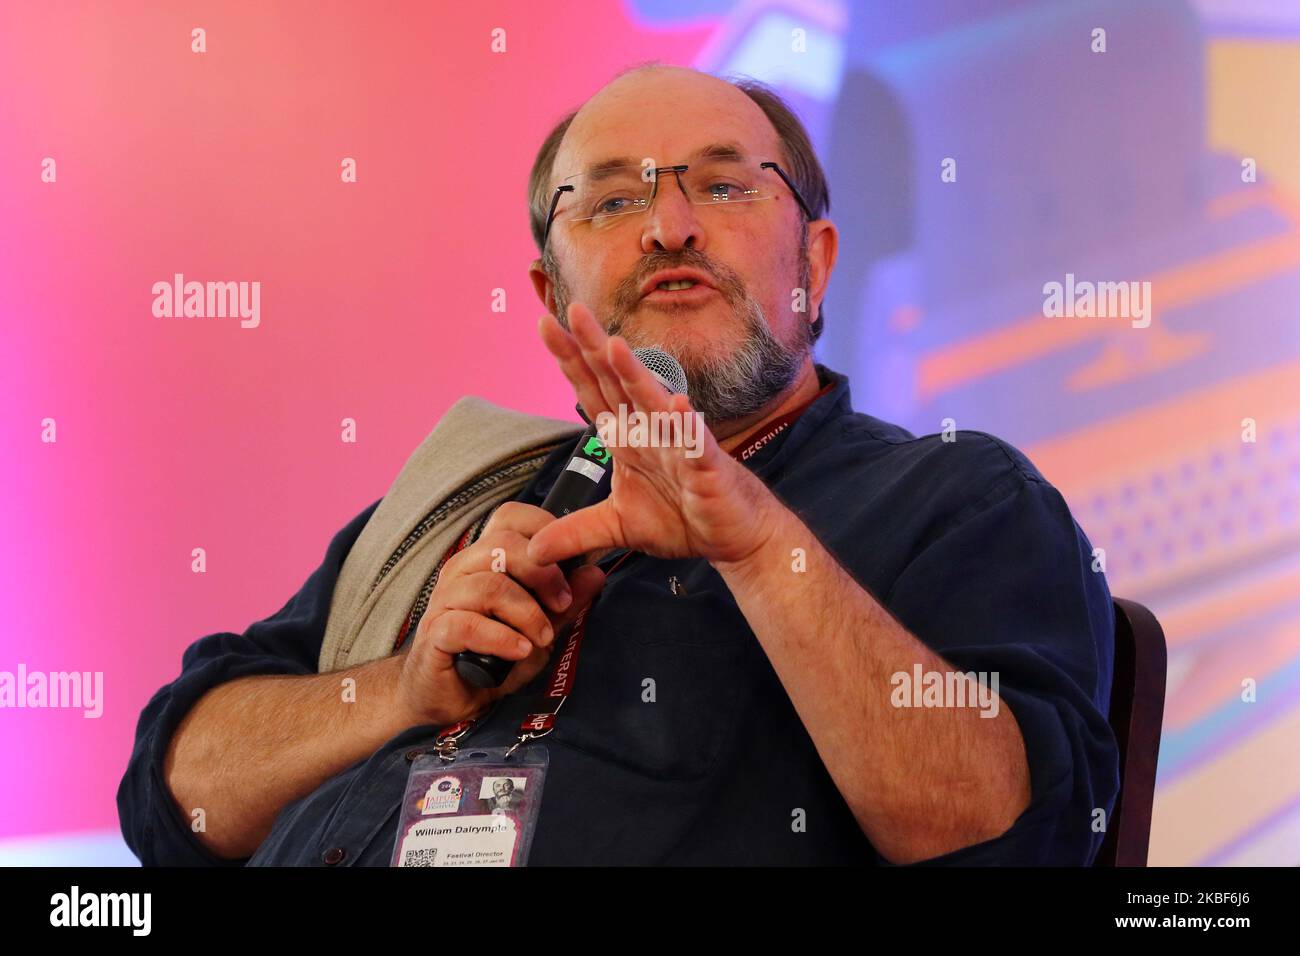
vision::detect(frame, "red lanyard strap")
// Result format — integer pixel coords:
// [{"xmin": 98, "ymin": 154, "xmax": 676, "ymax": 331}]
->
[
  {"xmin": 503, "ymin": 601, "xmax": 593, "ymax": 757},
  {"xmin": 731, "ymin": 380, "xmax": 832, "ymax": 461},
  {"xmin": 435, "ymin": 381, "xmax": 833, "ymax": 759}
]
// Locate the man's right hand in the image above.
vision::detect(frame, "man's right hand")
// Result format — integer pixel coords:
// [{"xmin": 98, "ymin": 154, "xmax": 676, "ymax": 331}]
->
[{"xmin": 396, "ymin": 501, "xmax": 607, "ymax": 728}]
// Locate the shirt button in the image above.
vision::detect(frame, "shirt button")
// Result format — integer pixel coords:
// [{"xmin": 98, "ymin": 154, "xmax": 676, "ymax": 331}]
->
[
  {"xmin": 322, "ymin": 846, "xmax": 346, "ymax": 865},
  {"xmin": 405, "ymin": 748, "xmax": 426, "ymax": 762}
]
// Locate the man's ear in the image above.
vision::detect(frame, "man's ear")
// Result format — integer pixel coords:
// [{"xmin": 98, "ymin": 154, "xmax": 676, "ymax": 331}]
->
[
  {"xmin": 529, "ymin": 258, "xmax": 558, "ymax": 315},
  {"xmin": 807, "ymin": 219, "xmax": 839, "ymax": 324}
]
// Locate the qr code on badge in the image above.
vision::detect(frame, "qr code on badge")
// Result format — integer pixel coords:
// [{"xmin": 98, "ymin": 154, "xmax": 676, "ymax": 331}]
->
[{"xmin": 403, "ymin": 847, "xmax": 438, "ymax": 867}]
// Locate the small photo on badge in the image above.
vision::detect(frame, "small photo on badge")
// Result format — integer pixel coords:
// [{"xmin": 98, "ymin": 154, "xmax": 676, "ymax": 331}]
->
[{"xmin": 479, "ymin": 776, "xmax": 527, "ymax": 814}]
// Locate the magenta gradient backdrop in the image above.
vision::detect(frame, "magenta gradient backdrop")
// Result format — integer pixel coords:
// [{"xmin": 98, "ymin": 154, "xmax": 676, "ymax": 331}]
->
[{"xmin": 0, "ymin": 1, "xmax": 706, "ymax": 840}]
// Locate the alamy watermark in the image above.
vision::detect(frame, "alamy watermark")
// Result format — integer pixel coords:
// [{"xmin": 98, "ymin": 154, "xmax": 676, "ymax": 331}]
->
[
  {"xmin": 50, "ymin": 886, "xmax": 150, "ymax": 935},
  {"xmin": 595, "ymin": 404, "xmax": 706, "ymax": 459},
  {"xmin": 890, "ymin": 664, "xmax": 1000, "ymax": 718},
  {"xmin": 0, "ymin": 665, "xmax": 103, "ymax": 718},
  {"xmin": 152, "ymin": 273, "xmax": 260, "ymax": 328},
  {"xmin": 1042, "ymin": 273, "xmax": 1151, "ymax": 328}
]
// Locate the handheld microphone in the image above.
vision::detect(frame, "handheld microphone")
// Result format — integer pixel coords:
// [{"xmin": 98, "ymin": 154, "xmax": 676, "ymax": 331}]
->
[{"xmin": 453, "ymin": 347, "xmax": 689, "ymax": 689}]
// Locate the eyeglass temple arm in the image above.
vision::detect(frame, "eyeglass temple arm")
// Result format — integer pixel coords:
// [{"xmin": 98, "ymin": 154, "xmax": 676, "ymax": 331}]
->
[
  {"xmin": 760, "ymin": 162, "xmax": 815, "ymax": 222},
  {"xmin": 542, "ymin": 183, "xmax": 574, "ymax": 249}
]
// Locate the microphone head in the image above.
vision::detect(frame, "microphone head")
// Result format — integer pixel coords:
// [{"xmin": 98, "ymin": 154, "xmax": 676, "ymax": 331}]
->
[{"xmin": 633, "ymin": 347, "xmax": 689, "ymax": 397}]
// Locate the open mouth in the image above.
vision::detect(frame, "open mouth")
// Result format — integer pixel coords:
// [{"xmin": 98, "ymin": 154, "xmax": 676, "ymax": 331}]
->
[{"xmin": 642, "ymin": 279, "xmax": 718, "ymax": 304}]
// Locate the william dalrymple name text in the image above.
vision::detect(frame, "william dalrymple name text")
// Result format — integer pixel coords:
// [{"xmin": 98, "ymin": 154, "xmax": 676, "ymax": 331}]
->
[{"xmin": 152, "ymin": 273, "xmax": 260, "ymax": 328}]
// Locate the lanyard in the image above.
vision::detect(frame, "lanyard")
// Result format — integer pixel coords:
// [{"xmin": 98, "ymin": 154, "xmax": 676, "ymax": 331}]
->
[{"xmin": 433, "ymin": 379, "xmax": 834, "ymax": 761}]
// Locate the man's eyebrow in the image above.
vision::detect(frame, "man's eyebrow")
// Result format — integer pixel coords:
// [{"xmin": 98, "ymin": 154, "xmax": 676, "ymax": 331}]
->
[
  {"xmin": 691, "ymin": 141, "xmax": 748, "ymax": 162},
  {"xmin": 575, "ymin": 142, "xmax": 751, "ymax": 178}
]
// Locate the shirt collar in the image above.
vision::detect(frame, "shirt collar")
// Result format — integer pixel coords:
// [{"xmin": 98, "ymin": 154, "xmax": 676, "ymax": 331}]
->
[{"xmin": 738, "ymin": 363, "xmax": 852, "ymax": 477}]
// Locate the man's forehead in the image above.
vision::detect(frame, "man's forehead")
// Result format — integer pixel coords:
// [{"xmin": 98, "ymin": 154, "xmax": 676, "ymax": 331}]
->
[
  {"xmin": 554, "ymin": 79, "xmax": 780, "ymax": 180},
  {"xmin": 554, "ymin": 133, "xmax": 781, "ymax": 185},
  {"xmin": 563, "ymin": 139, "xmax": 758, "ymax": 176}
]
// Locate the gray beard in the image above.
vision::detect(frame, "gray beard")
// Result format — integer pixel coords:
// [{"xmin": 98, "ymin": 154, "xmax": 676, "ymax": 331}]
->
[
  {"xmin": 605, "ymin": 298, "xmax": 806, "ymax": 427},
  {"xmin": 547, "ymin": 253, "xmax": 811, "ymax": 428}
]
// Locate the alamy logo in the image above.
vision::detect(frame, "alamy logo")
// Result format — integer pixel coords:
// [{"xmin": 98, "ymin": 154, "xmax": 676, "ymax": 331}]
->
[
  {"xmin": 890, "ymin": 664, "xmax": 1000, "ymax": 718},
  {"xmin": 0, "ymin": 665, "xmax": 102, "ymax": 718},
  {"xmin": 594, "ymin": 404, "xmax": 705, "ymax": 459},
  {"xmin": 49, "ymin": 886, "xmax": 151, "ymax": 936},
  {"xmin": 152, "ymin": 273, "xmax": 260, "ymax": 328},
  {"xmin": 1042, "ymin": 272, "xmax": 1151, "ymax": 328}
]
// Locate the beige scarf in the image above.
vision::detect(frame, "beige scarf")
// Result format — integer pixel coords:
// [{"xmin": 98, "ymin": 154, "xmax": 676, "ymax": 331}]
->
[{"xmin": 318, "ymin": 396, "xmax": 584, "ymax": 673}]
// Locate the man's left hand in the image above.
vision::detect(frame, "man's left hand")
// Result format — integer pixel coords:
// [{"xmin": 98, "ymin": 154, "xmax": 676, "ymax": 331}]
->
[{"xmin": 527, "ymin": 302, "xmax": 779, "ymax": 570}]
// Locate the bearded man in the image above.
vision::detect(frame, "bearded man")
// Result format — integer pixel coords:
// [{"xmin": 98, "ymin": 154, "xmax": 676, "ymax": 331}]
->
[{"xmin": 119, "ymin": 64, "xmax": 1119, "ymax": 867}]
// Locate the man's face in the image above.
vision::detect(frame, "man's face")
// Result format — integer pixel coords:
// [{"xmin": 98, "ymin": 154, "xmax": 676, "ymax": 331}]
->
[
  {"xmin": 536, "ymin": 69, "xmax": 823, "ymax": 428},
  {"xmin": 493, "ymin": 779, "xmax": 514, "ymax": 799}
]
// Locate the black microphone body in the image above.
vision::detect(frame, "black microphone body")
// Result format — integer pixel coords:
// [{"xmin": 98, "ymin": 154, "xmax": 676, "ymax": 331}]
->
[
  {"xmin": 452, "ymin": 347, "xmax": 688, "ymax": 691},
  {"xmin": 452, "ymin": 422, "xmax": 614, "ymax": 689}
]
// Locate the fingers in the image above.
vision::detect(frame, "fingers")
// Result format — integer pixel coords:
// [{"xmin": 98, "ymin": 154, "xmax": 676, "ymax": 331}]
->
[
  {"xmin": 425, "ymin": 558, "xmax": 608, "ymax": 683},
  {"xmin": 487, "ymin": 564, "xmax": 608, "ymax": 700},
  {"xmin": 454, "ymin": 530, "xmax": 572, "ymax": 613},
  {"xmin": 541, "ymin": 303, "xmax": 631, "ymax": 425},
  {"xmin": 540, "ymin": 303, "xmax": 671, "ymax": 434},
  {"xmin": 438, "ymin": 570, "xmax": 555, "ymax": 650},
  {"xmin": 539, "ymin": 313, "xmax": 608, "ymax": 424},
  {"xmin": 481, "ymin": 501, "xmax": 555, "ymax": 539},
  {"xmin": 471, "ymin": 503, "xmax": 572, "ymax": 612},
  {"xmin": 528, "ymin": 499, "xmax": 620, "ymax": 567},
  {"xmin": 568, "ymin": 304, "xmax": 634, "ymax": 420},
  {"xmin": 607, "ymin": 335, "xmax": 674, "ymax": 415},
  {"xmin": 427, "ymin": 609, "xmax": 536, "ymax": 662}
]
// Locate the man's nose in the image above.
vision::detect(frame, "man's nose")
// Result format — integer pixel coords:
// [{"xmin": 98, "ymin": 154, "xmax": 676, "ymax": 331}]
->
[{"xmin": 640, "ymin": 173, "xmax": 707, "ymax": 253}]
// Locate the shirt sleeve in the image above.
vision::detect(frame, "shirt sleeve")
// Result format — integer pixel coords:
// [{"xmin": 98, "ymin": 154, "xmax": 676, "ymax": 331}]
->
[
  {"xmin": 115, "ymin": 498, "xmax": 382, "ymax": 866},
  {"xmin": 874, "ymin": 439, "xmax": 1120, "ymax": 866}
]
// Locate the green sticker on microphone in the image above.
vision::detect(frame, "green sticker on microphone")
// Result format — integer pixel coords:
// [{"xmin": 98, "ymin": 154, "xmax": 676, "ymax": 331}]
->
[{"xmin": 582, "ymin": 435, "xmax": 612, "ymax": 465}]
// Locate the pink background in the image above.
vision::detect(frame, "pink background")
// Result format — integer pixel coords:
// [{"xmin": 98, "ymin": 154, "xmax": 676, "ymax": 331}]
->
[{"xmin": 0, "ymin": 1, "xmax": 705, "ymax": 844}]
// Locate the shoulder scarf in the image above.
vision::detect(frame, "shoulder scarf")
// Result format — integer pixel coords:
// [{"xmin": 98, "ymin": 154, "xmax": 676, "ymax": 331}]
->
[{"xmin": 318, "ymin": 396, "xmax": 583, "ymax": 672}]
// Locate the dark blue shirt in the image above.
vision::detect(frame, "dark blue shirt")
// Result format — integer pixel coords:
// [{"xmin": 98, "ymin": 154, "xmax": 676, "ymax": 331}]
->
[{"xmin": 118, "ymin": 364, "xmax": 1119, "ymax": 865}]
